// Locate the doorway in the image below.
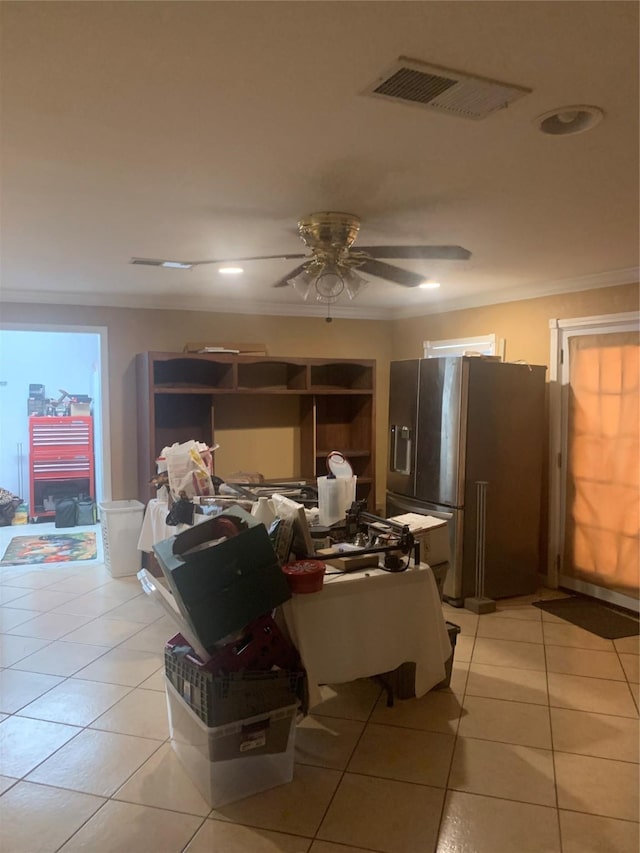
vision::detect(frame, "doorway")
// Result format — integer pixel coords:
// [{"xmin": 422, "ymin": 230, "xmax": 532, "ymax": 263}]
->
[
  {"xmin": 549, "ymin": 311, "xmax": 639, "ymax": 612},
  {"xmin": 0, "ymin": 324, "xmax": 111, "ymax": 532}
]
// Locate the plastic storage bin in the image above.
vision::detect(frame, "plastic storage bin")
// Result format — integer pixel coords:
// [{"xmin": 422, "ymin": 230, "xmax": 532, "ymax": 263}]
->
[
  {"xmin": 99, "ymin": 500, "xmax": 145, "ymax": 577},
  {"xmin": 166, "ymin": 679, "xmax": 296, "ymax": 808},
  {"xmin": 377, "ymin": 620, "xmax": 461, "ymax": 702},
  {"xmin": 435, "ymin": 622, "xmax": 461, "ymax": 689},
  {"xmin": 165, "ymin": 637, "xmax": 305, "ymax": 727}
]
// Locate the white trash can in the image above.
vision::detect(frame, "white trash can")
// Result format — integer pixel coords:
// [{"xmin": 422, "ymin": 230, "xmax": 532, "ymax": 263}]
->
[{"xmin": 99, "ymin": 500, "xmax": 145, "ymax": 577}]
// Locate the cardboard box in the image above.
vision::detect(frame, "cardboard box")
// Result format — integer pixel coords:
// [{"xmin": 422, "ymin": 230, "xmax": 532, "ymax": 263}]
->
[
  {"xmin": 386, "ymin": 513, "xmax": 450, "ymax": 566},
  {"xmin": 153, "ymin": 507, "xmax": 291, "ymax": 650},
  {"xmin": 317, "ymin": 551, "xmax": 380, "ymax": 572},
  {"xmin": 70, "ymin": 402, "xmax": 91, "ymax": 416},
  {"xmin": 183, "ymin": 342, "xmax": 268, "ymax": 355}
]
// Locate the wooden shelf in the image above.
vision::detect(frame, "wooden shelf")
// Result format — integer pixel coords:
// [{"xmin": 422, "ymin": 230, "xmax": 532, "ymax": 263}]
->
[
  {"xmin": 237, "ymin": 360, "xmax": 307, "ymax": 391},
  {"xmin": 137, "ymin": 352, "xmax": 376, "ymax": 509},
  {"xmin": 315, "ymin": 448, "xmax": 371, "ymax": 457},
  {"xmin": 310, "ymin": 362, "xmax": 373, "ymax": 390}
]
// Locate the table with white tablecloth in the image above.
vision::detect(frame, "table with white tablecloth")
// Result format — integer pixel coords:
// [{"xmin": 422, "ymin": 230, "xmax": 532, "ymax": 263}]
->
[
  {"xmin": 137, "ymin": 498, "xmax": 209, "ymax": 553},
  {"xmin": 281, "ymin": 562, "xmax": 451, "ymax": 708}
]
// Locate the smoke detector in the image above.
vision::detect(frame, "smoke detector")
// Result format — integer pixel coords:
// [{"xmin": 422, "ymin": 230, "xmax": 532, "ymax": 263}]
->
[{"xmin": 362, "ymin": 56, "xmax": 531, "ymax": 120}]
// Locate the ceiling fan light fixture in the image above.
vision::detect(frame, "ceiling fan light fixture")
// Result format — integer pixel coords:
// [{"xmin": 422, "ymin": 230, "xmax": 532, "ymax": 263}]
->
[
  {"xmin": 288, "ymin": 269, "xmax": 315, "ymax": 301},
  {"xmin": 133, "ymin": 211, "xmax": 472, "ymax": 313},
  {"xmin": 343, "ymin": 269, "xmax": 369, "ymax": 300},
  {"xmin": 536, "ymin": 105, "xmax": 604, "ymax": 136},
  {"xmin": 315, "ymin": 269, "xmax": 344, "ymax": 302}
]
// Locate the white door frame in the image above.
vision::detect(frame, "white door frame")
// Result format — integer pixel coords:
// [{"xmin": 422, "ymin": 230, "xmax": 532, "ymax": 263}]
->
[
  {"xmin": 0, "ymin": 322, "xmax": 112, "ymax": 504},
  {"xmin": 548, "ymin": 311, "xmax": 639, "ymax": 609}
]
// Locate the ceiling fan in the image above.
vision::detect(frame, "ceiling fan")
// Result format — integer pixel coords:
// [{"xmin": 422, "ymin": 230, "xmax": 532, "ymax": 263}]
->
[{"xmin": 131, "ymin": 211, "xmax": 471, "ymax": 304}]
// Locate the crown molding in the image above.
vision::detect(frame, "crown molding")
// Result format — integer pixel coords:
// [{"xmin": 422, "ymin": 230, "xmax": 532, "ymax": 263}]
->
[
  {"xmin": 1, "ymin": 266, "xmax": 636, "ymax": 321},
  {"xmin": 0, "ymin": 289, "xmax": 389, "ymax": 320},
  {"xmin": 390, "ymin": 267, "xmax": 640, "ymax": 319}
]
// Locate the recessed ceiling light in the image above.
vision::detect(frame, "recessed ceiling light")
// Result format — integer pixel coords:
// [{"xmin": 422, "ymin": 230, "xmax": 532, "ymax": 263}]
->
[
  {"xmin": 218, "ymin": 266, "xmax": 244, "ymax": 275},
  {"xmin": 419, "ymin": 281, "xmax": 441, "ymax": 289},
  {"xmin": 536, "ymin": 105, "xmax": 604, "ymax": 136}
]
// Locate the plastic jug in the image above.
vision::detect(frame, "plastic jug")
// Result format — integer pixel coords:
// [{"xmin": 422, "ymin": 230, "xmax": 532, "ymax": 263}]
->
[{"xmin": 317, "ymin": 475, "xmax": 356, "ymax": 527}]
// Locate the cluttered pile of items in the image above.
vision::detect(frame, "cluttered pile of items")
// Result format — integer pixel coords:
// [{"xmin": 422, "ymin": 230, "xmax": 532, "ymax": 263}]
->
[
  {"xmin": 137, "ymin": 440, "xmax": 454, "ymax": 806},
  {"xmin": 27, "ymin": 384, "xmax": 92, "ymax": 417},
  {"xmin": 139, "ymin": 506, "xmax": 307, "ymax": 807},
  {"xmin": 149, "ymin": 442, "xmax": 434, "ymax": 572},
  {"xmin": 0, "ymin": 487, "xmax": 23, "ymax": 526}
]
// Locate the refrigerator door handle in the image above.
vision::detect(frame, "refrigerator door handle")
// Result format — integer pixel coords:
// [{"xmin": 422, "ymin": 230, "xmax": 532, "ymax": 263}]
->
[{"xmin": 390, "ymin": 425, "xmax": 412, "ymax": 475}]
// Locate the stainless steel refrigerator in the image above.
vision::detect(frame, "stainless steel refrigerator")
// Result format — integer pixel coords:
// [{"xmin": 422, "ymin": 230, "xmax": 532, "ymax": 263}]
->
[{"xmin": 386, "ymin": 357, "xmax": 546, "ymax": 605}]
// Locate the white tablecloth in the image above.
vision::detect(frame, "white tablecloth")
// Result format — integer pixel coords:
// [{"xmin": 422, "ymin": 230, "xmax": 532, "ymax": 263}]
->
[
  {"xmin": 282, "ymin": 563, "xmax": 451, "ymax": 708},
  {"xmin": 137, "ymin": 498, "xmax": 208, "ymax": 552}
]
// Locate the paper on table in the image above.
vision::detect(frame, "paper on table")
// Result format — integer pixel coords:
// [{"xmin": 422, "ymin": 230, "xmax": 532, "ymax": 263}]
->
[{"xmin": 387, "ymin": 513, "xmax": 447, "ymax": 532}]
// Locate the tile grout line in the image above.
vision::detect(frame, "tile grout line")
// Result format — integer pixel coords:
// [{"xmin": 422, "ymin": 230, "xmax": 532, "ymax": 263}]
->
[
  {"xmin": 1, "ymin": 560, "xmax": 175, "ymax": 834},
  {"xmin": 433, "ymin": 606, "xmax": 474, "ymax": 851},
  {"xmin": 47, "ymin": 746, "xmax": 182, "ymax": 853},
  {"xmin": 611, "ymin": 637, "xmax": 640, "ymax": 715},
  {"xmin": 307, "ymin": 679, "xmax": 386, "ymax": 845},
  {"xmin": 3, "ymin": 577, "xmax": 639, "ymax": 849},
  {"xmin": 2, "ymin": 608, "xmax": 168, "ymax": 721},
  {"xmin": 542, "ymin": 617, "xmax": 564, "ymax": 852}
]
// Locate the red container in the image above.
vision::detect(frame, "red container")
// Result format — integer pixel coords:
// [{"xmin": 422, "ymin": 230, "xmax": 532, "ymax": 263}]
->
[
  {"xmin": 166, "ymin": 612, "xmax": 300, "ymax": 675},
  {"xmin": 282, "ymin": 559, "xmax": 326, "ymax": 594}
]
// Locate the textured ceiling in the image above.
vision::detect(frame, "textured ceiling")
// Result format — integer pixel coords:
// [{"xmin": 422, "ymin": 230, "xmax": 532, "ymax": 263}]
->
[{"xmin": 1, "ymin": 1, "xmax": 638, "ymax": 320}]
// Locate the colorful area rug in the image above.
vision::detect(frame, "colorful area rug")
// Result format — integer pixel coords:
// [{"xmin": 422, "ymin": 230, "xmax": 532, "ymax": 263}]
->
[{"xmin": 0, "ymin": 532, "xmax": 97, "ymax": 565}]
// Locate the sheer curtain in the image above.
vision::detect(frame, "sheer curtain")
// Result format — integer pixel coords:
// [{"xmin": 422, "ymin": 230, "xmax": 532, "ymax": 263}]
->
[{"xmin": 564, "ymin": 331, "xmax": 639, "ymax": 598}]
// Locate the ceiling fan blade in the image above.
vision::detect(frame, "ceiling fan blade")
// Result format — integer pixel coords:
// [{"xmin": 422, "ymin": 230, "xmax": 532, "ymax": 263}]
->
[
  {"xmin": 130, "ymin": 253, "xmax": 308, "ymax": 268},
  {"xmin": 190, "ymin": 253, "xmax": 308, "ymax": 266},
  {"xmin": 357, "ymin": 245, "xmax": 472, "ymax": 261},
  {"xmin": 358, "ymin": 259, "xmax": 426, "ymax": 287},
  {"xmin": 273, "ymin": 263, "xmax": 308, "ymax": 288}
]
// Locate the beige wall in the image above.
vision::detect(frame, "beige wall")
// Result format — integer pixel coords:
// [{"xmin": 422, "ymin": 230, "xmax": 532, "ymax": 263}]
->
[
  {"xmin": 390, "ymin": 283, "xmax": 639, "ymax": 366},
  {"xmin": 2, "ymin": 283, "xmax": 636, "ymax": 511},
  {"xmin": 0, "ymin": 304, "xmax": 391, "ymax": 504},
  {"xmin": 389, "ymin": 282, "xmax": 638, "ymax": 573}
]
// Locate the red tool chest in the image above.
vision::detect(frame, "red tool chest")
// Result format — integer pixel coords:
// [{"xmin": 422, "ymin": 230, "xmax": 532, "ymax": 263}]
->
[{"xmin": 29, "ymin": 416, "xmax": 95, "ymax": 520}]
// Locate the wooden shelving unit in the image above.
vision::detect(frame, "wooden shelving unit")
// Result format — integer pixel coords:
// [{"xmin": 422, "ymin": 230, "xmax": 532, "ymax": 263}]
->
[{"xmin": 136, "ymin": 352, "xmax": 376, "ymax": 508}]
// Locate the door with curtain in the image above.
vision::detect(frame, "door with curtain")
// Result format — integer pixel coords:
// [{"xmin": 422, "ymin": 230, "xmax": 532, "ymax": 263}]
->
[{"xmin": 550, "ymin": 313, "xmax": 639, "ymax": 611}]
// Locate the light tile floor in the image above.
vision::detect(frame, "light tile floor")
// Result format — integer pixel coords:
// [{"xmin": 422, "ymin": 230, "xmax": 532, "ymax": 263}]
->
[{"xmin": 0, "ymin": 523, "xmax": 638, "ymax": 852}]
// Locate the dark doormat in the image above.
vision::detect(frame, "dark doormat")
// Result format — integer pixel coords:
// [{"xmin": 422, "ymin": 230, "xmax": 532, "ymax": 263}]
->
[{"xmin": 533, "ymin": 595, "xmax": 640, "ymax": 640}]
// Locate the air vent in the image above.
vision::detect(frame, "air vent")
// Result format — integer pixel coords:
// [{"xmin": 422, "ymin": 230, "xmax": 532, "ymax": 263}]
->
[{"xmin": 363, "ymin": 57, "xmax": 531, "ymax": 120}]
